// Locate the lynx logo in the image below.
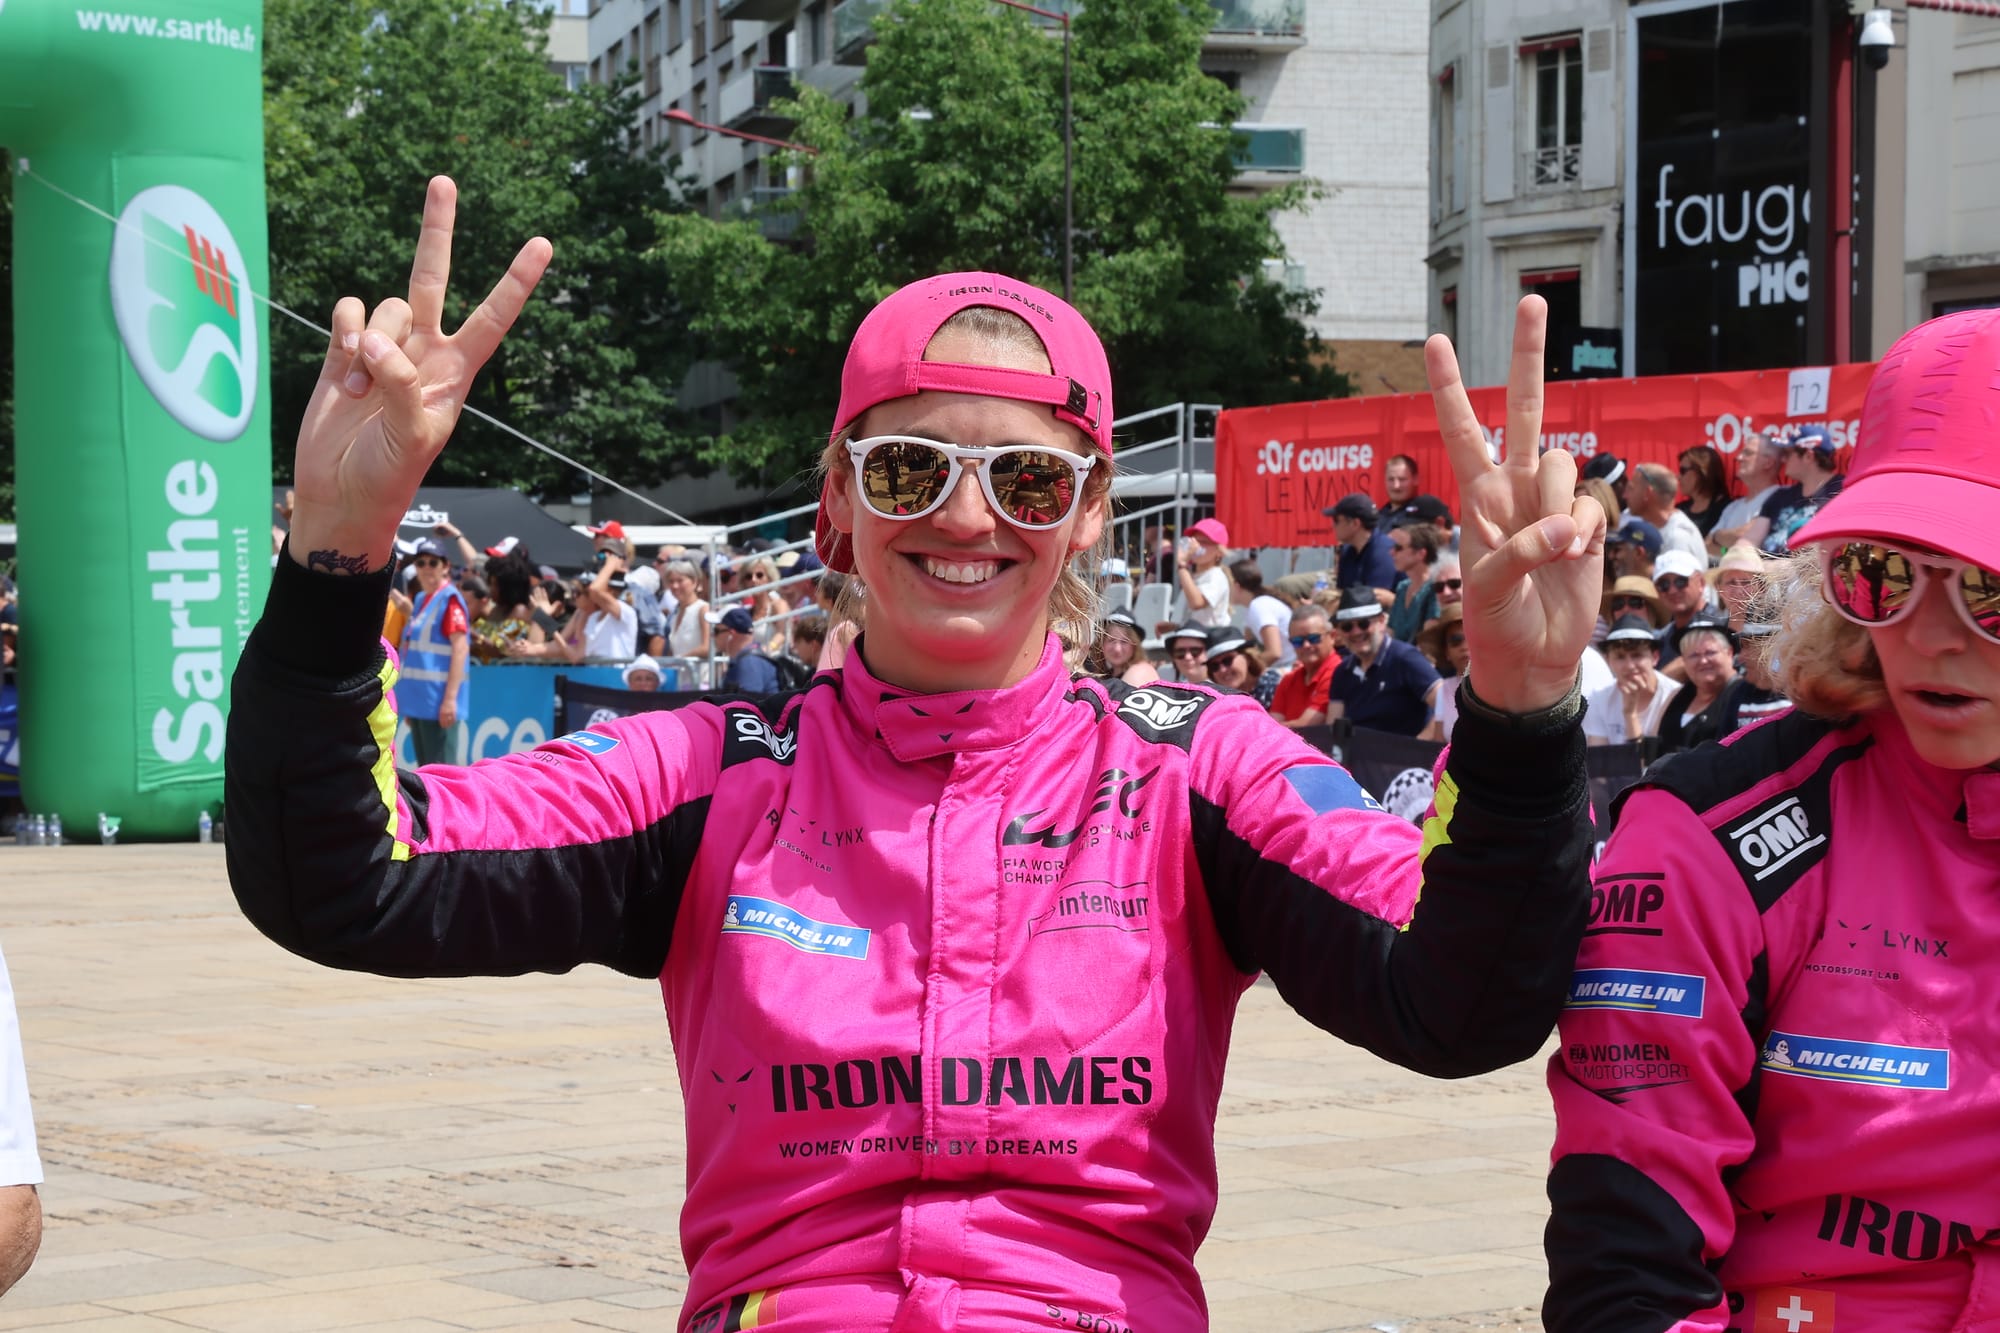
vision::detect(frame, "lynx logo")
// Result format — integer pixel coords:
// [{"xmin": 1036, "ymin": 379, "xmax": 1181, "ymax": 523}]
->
[
  {"xmin": 1118, "ymin": 690, "xmax": 1202, "ymax": 733},
  {"xmin": 730, "ymin": 713, "xmax": 796, "ymax": 762},
  {"xmin": 722, "ymin": 895, "xmax": 870, "ymax": 959},
  {"xmin": 109, "ymin": 185, "xmax": 258, "ymax": 442},
  {"xmin": 1761, "ymin": 1031, "xmax": 1948, "ymax": 1090},
  {"xmin": 1727, "ymin": 797, "xmax": 1825, "ymax": 882}
]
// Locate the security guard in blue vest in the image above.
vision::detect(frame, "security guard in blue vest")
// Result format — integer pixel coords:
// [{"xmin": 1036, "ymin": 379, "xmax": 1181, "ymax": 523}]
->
[{"xmin": 399, "ymin": 537, "xmax": 471, "ymax": 765}]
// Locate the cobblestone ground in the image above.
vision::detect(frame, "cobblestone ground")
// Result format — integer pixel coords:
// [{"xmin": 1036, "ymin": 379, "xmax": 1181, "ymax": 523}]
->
[{"xmin": 0, "ymin": 845, "xmax": 1557, "ymax": 1332}]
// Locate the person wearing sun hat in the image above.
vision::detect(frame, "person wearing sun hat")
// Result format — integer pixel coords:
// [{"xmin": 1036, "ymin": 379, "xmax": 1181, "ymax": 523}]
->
[
  {"xmin": 1545, "ymin": 307, "xmax": 2000, "ymax": 1331},
  {"xmin": 224, "ymin": 179, "xmax": 1608, "ymax": 1333},
  {"xmin": 1088, "ymin": 609, "xmax": 1159, "ymax": 686},
  {"xmin": 1170, "ymin": 517, "xmax": 1235, "ymax": 629},
  {"xmin": 1708, "ymin": 539, "xmax": 1766, "ymax": 632}
]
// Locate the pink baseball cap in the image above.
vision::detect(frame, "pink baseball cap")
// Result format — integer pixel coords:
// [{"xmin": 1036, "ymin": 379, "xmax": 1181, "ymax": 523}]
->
[
  {"xmin": 1186, "ymin": 518, "xmax": 1230, "ymax": 548},
  {"xmin": 815, "ymin": 272, "xmax": 1114, "ymax": 573},
  {"xmin": 1794, "ymin": 308, "xmax": 2000, "ymax": 566}
]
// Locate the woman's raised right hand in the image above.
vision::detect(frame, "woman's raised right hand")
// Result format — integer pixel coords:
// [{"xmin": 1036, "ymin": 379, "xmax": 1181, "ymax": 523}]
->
[{"xmin": 286, "ymin": 177, "xmax": 551, "ymax": 575}]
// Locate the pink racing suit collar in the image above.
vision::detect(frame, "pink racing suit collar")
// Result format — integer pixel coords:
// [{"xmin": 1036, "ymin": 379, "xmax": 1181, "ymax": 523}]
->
[
  {"xmin": 1864, "ymin": 705, "xmax": 2000, "ymax": 839},
  {"xmin": 839, "ymin": 632, "xmax": 1073, "ymax": 762}
]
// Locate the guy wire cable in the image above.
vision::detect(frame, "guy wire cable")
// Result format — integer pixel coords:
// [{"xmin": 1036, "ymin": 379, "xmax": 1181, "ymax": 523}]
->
[{"xmin": 13, "ymin": 157, "xmax": 707, "ymax": 529}]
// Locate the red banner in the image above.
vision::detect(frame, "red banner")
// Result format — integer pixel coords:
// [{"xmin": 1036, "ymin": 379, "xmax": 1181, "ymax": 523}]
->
[{"xmin": 1215, "ymin": 363, "xmax": 1877, "ymax": 549}]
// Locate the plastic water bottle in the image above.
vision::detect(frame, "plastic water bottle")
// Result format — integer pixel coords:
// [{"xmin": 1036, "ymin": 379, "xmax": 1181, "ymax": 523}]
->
[
  {"xmin": 197, "ymin": 810, "xmax": 213, "ymax": 844},
  {"xmin": 48, "ymin": 814, "xmax": 62, "ymax": 846},
  {"xmin": 97, "ymin": 814, "xmax": 120, "ymax": 846},
  {"xmin": 32, "ymin": 815, "xmax": 47, "ymax": 847},
  {"xmin": 12, "ymin": 817, "xmax": 26, "ymax": 847}
]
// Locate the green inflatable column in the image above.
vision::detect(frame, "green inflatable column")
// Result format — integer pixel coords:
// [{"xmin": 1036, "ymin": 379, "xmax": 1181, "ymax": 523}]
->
[{"xmin": 2, "ymin": 0, "xmax": 272, "ymax": 838}]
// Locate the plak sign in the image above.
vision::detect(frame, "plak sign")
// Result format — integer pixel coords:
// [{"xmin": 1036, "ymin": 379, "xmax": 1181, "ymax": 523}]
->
[{"xmin": 109, "ymin": 184, "xmax": 258, "ymax": 442}]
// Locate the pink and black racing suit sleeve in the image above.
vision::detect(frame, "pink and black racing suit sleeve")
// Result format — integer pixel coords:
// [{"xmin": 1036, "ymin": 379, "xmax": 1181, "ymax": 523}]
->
[
  {"xmin": 225, "ymin": 552, "xmax": 712, "ymax": 980},
  {"xmin": 1189, "ymin": 684, "xmax": 1594, "ymax": 1079},
  {"xmin": 1542, "ymin": 787, "xmax": 1763, "ymax": 1333}
]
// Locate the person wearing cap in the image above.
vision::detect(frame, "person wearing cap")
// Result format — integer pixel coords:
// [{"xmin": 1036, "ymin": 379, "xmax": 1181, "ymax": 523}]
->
[
  {"xmin": 398, "ymin": 536, "xmax": 471, "ymax": 766},
  {"xmin": 1417, "ymin": 604, "xmax": 1469, "ymax": 742},
  {"xmin": 1229, "ymin": 559, "xmax": 1293, "ymax": 665},
  {"xmin": 1581, "ymin": 614, "xmax": 1673, "ymax": 745},
  {"xmin": 1087, "ymin": 611, "xmax": 1160, "ymax": 687},
  {"xmin": 1599, "ymin": 572, "xmax": 1667, "ymax": 645},
  {"xmin": 1325, "ymin": 493, "xmax": 1399, "ymax": 598},
  {"xmin": 1624, "ymin": 462, "xmax": 1708, "ymax": 566},
  {"xmin": 704, "ymin": 605, "xmax": 780, "ymax": 694},
  {"xmin": 228, "ymin": 184, "xmax": 1606, "ymax": 1333},
  {"xmin": 1655, "ymin": 613, "xmax": 1739, "ymax": 750},
  {"xmin": 1747, "ymin": 424, "xmax": 1845, "ymax": 556},
  {"xmin": 1547, "ymin": 308, "xmax": 2000, "ymax": 1331},
  {"xmin": 1581, "ymin": 450, "xmax": 1627, "ymax": 490},
  {"xmin": 1708, "ymin": 596, "xmax": 1788, "ymax": 734},
  {"xmin": 1162, "ymin": 622, "xmax": 1211, "ymax": 684},
  {"xmin": 1707, "ymin": 429, "xmax": 1785, "ymax": 555},
  {"xmin": 1605, "ymin": 514, "xmax": 1663, "ymax": 582},
  {"xmin": 621, "ymin": 654, "xmax": 665, "ymax": 694},
  {"xmin": 1268, "ymin": 604, "xmax": 1340, "ymax": 728},
  {"xmin": 1707, "ymin": 540, "xmax": 1765, "ymax": 633},
  {"xmin": 1326, "ymin": 588, "xmax": 1441, "ymax": 738},
  {"xmin": 1649, "ymin": 549, "xmax": 1715, "ymax": 672},
  {"xmin": 1202, "ymin": 629, "xmax": 1280, "ymax": 706},
  {"xmin": 1167, "ymin": 518, "xmax": 1234, "ymax": 630}
]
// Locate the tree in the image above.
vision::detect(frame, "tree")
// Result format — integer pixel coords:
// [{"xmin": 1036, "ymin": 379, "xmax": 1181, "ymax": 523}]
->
[
  {"xmin": 264, "ymin": 0, "xmax": 699, "ymax": 495},
  {"xmin": 1, "ymin": 161, "xmax": 13, "ymax": 522},
  {"xmin": 653, "ymin": 0, "xmax": 1351, "ymax": 482}
]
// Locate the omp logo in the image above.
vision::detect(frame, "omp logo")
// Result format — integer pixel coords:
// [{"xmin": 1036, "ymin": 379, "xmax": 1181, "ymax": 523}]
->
[
  {"xmin": 109, "ymin": 185, "xmax": 258, "ymax": 442},
  {"xmin": 1118, "ymin": 689, "xmax": 1202, "ymax": 733},
  {"xmin": 731, "ymin": 713, "xmax": 796, "ymax": 761},
  {"xmin": 1761, "ymin": 1031, "xmax": 1949, "ymax": 1090},
  {"xmin": 1588, "ymin": 873, "xmax": 1667, "ymax": 937},
  {"xmin": 1728, "ymin": 797, "xmax": 1825, "ymax": 882}
]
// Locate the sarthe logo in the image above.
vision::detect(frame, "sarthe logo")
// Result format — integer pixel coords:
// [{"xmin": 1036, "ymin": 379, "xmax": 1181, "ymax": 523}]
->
[{"xmin": 109, "ymin": 184, "xmax": 258, "ymax": 441}]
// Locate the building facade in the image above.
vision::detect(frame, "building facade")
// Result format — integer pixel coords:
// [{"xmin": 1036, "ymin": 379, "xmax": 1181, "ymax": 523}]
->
[
  {"xmin": 1431, "ymin": 0, "xmax": 2000, "ymax": 390},
  {"xmin": 583, "ymin": 0, "xmax": 1433, "ymax": 392}
]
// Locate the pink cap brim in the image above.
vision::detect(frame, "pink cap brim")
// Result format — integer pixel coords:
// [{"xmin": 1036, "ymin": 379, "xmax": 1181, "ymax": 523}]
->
[{"xmin": 1792, "ymin": 470, "xmax": 2000, "ymax": 567}]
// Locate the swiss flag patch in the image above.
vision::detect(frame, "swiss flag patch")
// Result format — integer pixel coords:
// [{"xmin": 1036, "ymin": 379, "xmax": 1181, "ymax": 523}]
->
[{"xmin": 1753, "ymin": 1287, "xmax": 1835, "ymax": 1332}]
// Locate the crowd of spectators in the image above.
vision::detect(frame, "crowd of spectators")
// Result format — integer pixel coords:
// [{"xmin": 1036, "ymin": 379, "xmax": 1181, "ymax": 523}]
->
[{"xmin": 1080, "ymin": 425, "xmax": 1838, "ymax": 763}]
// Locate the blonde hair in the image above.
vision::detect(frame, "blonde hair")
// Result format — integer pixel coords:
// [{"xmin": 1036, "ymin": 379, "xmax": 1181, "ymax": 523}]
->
[
  {"xmin": 1576, "ymin": 477, "xmax": 1622, "ymax": 527},
  {"xmin": 1766, "ymin": 548, "xmax": 1888, "ymax": 718},
  {"xmin": 816, "ymin": 305, "xmax": 1112, "ymax": 671}
]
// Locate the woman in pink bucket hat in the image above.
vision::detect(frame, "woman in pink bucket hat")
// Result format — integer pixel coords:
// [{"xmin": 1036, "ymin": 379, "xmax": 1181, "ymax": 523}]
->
[
  {"xmin": 226, "ymin": 179, "xmax": 1611, "ymax": 1331},
  {"xmin": 1545, "ymin": 308, "xmax": 2000, "ymax": 1331}
]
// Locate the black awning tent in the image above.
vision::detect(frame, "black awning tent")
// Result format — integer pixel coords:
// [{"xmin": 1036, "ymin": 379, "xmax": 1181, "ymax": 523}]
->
[{"xmin": 275, "ymin": 487, "xmax": 601, "ymax": 572}]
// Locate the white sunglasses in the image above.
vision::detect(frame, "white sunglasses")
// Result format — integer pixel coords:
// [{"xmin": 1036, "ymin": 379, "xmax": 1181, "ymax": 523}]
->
[{"xmin": 846, "ymin": 434, "xmax": 1097, "ymax": 530}]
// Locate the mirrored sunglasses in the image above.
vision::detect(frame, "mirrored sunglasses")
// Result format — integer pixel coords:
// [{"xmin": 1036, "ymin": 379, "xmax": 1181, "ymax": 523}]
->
[
  {"xmin": 846, "ymin": 434, "xmax": 1096, "ymax": 531},
  {"xmin": 1288, "ymin": 632, "xmax": 1326, "ymax": 647},
  {"xmin": 1821, "ymin": 541, "xmax": 2000, "ymax": 646}
]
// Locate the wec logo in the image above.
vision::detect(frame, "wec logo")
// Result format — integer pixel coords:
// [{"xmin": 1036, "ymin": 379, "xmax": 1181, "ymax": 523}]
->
[
  {"xmin": 109, "ymin": 184, "xmax": 258, "ymax": 442},
  {"xmin": 1118, "ymin": 690, "xmax": 1202, "ymax": 734}
]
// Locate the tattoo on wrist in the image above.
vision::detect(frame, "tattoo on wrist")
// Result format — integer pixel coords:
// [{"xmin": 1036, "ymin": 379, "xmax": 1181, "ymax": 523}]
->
[{"xmin": 306, "ymin": 548, "xmax": 375, "ymax": 577}]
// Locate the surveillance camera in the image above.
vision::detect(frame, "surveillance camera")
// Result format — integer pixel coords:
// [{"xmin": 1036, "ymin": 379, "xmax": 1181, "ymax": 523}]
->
[{"xmin": 1858, "ymin": 8, "xmax": 1894, "ymax": 70}]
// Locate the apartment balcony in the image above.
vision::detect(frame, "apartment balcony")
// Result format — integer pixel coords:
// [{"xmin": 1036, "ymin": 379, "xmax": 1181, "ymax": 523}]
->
[
  {"xmin": 731, "ymin": 187, "xmax": 803, "ymax": 243},
  {"xmin": 1204, "ymin": 0, "xmax": 1304, "ymax": 51},
  {"xmin": 720, "ymin": 65, "xmax": 799, "ymax": 136},
  {"xmin": 1524, "ymin": 142, "xmax": 1581, "ymax": 192},
  {"xmin": 832, "ymin": 0, "xmax": 885, "ymax": 63},
  {"xmin": 719, "ymin": 0, "xmax": 794, "ymax": 20},
  {"xmin": 1230, "ymin": 123, "xmax": 1305, "ymax": 184}
]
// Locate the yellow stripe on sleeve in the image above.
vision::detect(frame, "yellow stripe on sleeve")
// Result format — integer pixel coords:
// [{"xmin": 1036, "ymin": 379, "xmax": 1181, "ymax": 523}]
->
[{"xmin": 367, "ymin": 655, "xmax": 413, "ymax": 863}]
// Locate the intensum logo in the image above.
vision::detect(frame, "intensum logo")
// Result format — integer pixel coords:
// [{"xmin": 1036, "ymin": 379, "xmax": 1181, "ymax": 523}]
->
[{"xmin": 109, "ymin": 184, "xmax": 258, "ymax": 441}]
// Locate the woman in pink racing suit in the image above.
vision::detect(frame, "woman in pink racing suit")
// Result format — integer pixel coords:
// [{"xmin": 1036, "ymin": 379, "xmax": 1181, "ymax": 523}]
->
[
  {"xmin": 227, "ymin": 178, "xmax": 1607, "ymax": 1332},
  {"xmin": 1545, "ymin": 308, "xmax": 2000, "ymax": 1331}
]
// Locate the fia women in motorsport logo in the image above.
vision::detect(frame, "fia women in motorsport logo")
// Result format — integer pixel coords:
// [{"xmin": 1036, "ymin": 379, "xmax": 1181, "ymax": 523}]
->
[{"xmin": 108, "ymin": 183, "xmax": 258, "ymax": 442}]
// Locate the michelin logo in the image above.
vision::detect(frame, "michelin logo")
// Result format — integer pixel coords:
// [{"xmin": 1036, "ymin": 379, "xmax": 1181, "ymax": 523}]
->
[
  {"xmin": 551, "ymin": 729, "xmax": 621, "ymax": 756},
  {"xmin": 1565, "ymin": 968, "xmax": 1706, "ymax": 1018},
  {"xmin": 1761, "ymin": 1031, "xmax": 1949, "ymax": 1090},
  {"xmin": 723, "ymin": 895, "xmax": 870, "ymax": 960}
]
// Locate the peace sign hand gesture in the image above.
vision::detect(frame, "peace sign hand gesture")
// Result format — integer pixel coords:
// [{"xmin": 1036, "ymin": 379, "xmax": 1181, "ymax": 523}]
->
[
  {"xmin": 286, "ymin": 177, "xmax": 553, "ymax": 576},
  {"xmin": 1427, "ymin": 296, "xmax": 1607, "ymax": 715}
]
